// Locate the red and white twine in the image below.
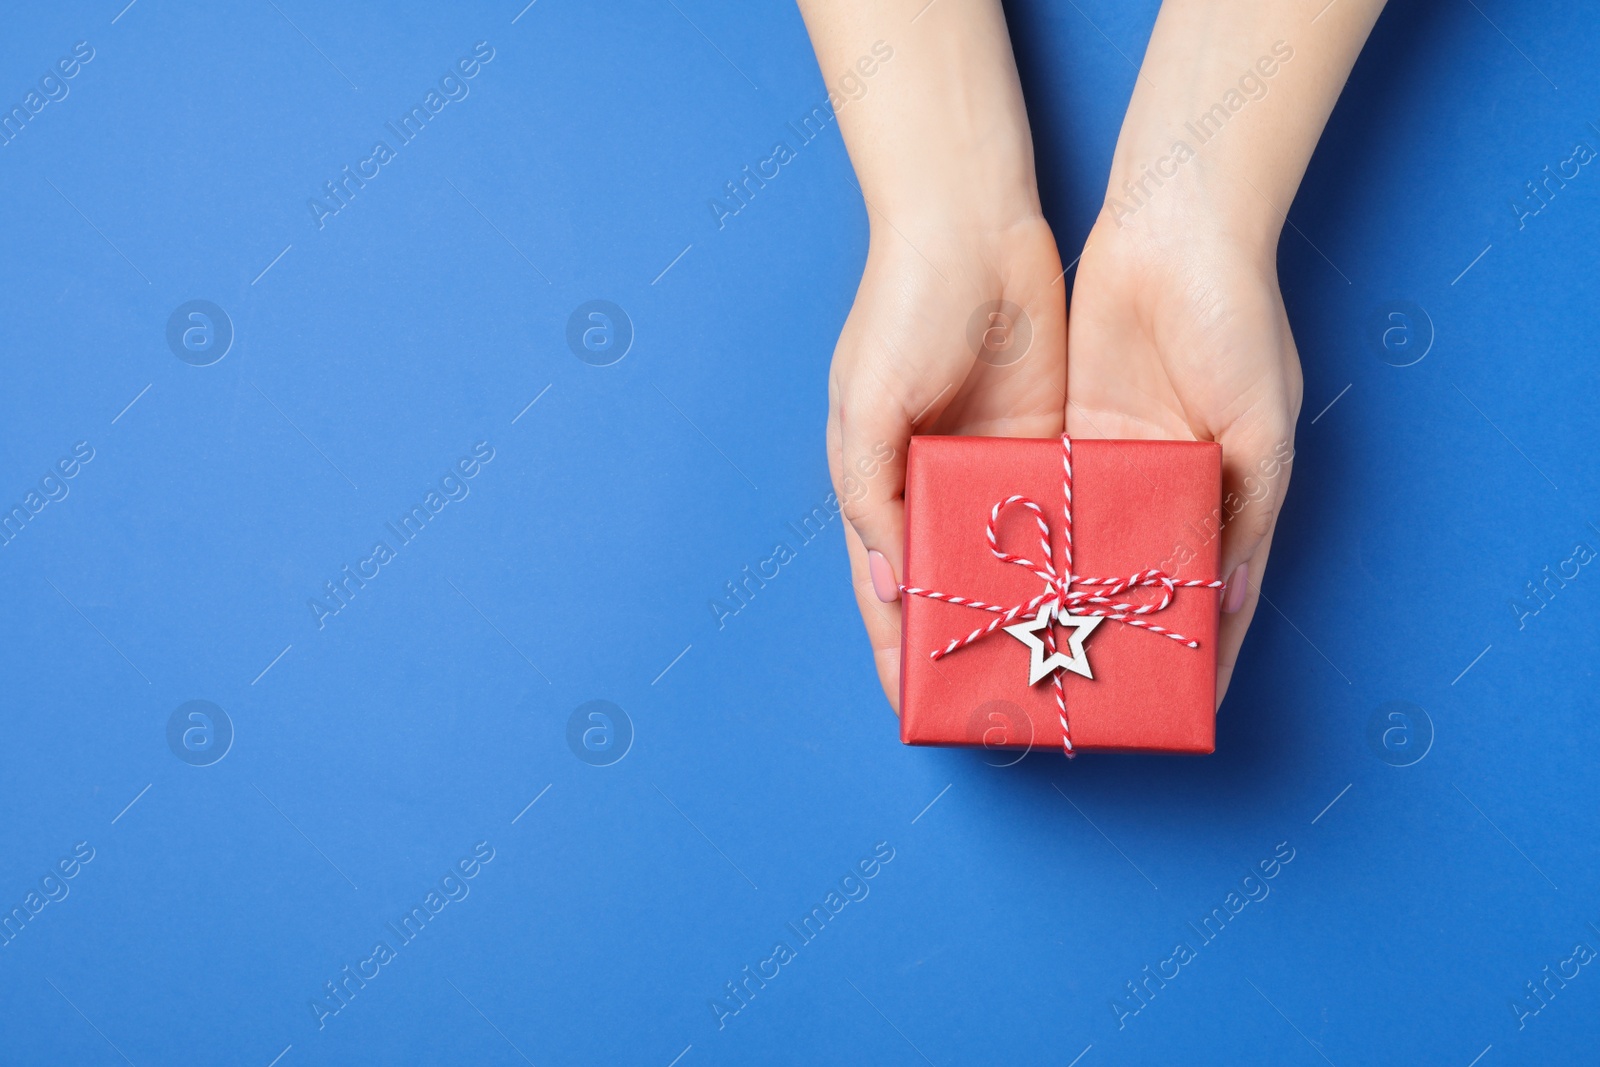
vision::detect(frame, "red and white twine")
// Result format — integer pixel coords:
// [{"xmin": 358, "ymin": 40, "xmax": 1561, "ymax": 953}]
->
[{"xmin": 902, "ymin": 434, "xmax": 1223, "ymax": 757}]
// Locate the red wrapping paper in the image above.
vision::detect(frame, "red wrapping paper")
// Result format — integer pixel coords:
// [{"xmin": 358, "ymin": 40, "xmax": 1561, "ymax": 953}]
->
[{"xmin": 899, "ymin": 436, "xmax": 1223, "ymax": 754}]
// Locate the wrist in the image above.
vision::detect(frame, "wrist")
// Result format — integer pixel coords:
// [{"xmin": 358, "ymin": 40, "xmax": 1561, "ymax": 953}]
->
[
  {"xmin": 1098, "ymin": 143, "xmax": 1283, "ymax": 267},
  {"xmin": 1082, "ymin": 175, "xmax": 1280, "ymax": 292},
  {"xmin": 865, "ymin": 153, "xmax": 1044, "ymax": 251},
  {"xmin": 1097, "ymin": 20, "xmax": 1311, "ymax": 260},
  {"xmin": 1099, "ymin": 66, "xmax": 1299, "ymax": 267},
  {"xmin": 830, "ymin": 6, "xmax": 1045, "ymax": 244},
  {"xmin": 1095, "ymin": 0, "xmax": 1386, "ymax": 262},
  {"xmin": 853, "ymin": 87, "xmax": 1044, "ymax": 255}
]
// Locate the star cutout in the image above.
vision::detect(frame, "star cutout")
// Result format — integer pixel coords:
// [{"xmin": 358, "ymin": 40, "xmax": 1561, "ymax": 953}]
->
[{"xmin": 1002, "ymin": 606, "xmax": 1105, "ymax": 685}]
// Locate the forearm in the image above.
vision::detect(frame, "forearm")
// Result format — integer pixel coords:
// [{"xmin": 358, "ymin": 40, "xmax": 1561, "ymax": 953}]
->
[
  {"xmin": 1105, "ymin": 0, "xmax": 1388, "ymax": 253},
  {"xmin": 795, "ymin": 0, "xmax": 1042, "ymax": 236}
]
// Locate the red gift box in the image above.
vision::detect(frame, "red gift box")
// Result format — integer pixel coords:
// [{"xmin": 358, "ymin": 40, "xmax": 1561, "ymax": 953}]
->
[{"xmin": 899, "ymin": 435, "xmax": 1223, "ymax": 754}]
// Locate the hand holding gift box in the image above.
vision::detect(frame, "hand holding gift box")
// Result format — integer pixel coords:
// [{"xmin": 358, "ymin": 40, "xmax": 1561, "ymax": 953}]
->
[
  {"xmin": 900, "ymin": 434, "xmax": 1224, "ymax": 755},
  {"xmin": 798, "ymin": 0, "xmax": 1338, "ymax": 742}
]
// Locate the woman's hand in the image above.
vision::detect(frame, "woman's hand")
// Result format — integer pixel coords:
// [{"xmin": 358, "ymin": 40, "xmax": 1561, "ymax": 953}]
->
[
  {"xmin": 799, "ymin": 0, "xmax": 1387, "ymax": 713},
  {"xmin": 798, "ymin": 0, "xmax": 1067, "ymax": 712},
  {"xmin": 1067, "ymin": 0, "xmax": 1387, "ymax": 705},
  {"xmin": 829, "ymin": 212, "xmax": 1067, "ymax": 713},
  {"xmin": 1067, "ymin": 205, "xmax": 1301, "ymax": 707}
]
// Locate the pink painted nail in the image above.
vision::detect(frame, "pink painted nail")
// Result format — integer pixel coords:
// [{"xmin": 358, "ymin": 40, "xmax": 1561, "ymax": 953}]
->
[
  {"xmin": 868, "ymin": 550, "xmax": 900, "ymax": 603},
  {"xmin": 1222, "ymin": 563, "xmax": 1250, "ymax": 613}
]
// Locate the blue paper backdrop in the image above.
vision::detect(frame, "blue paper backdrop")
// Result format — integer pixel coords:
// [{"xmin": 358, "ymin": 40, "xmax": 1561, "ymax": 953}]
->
[{"xmin": 0, "ymin": 1, "xmax": 1595, "ymax": 1063}]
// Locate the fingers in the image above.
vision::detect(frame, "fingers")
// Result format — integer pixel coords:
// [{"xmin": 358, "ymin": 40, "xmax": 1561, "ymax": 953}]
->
[
  {"xmin": 827, "ymin": 332, "xmax": 949, "ymax": 712},
  {"xmin": 826, "ymin": 346, "xmax": 916, "ymax": 604},
  {"xmin": 843, "ymin": 518, "xmax": 904, "ymax": 714},
  {"xmin": 1217, "ymin": 418, "xmax": 1296, "ymax": 593},
  {"xmin": 1213, "ymin": 409, "xmax": 1297, "ymax": 708},
  {"xmin": 825, "ymin": 250, "xmax": 980, "ymax": 601},
  {"xmin": 826, "ymin": 274, "xmax": 956, "ymax": 715},
  {"xmin": 1216, "ymin": 523, "xmax": 1276, "ymax": 708}
]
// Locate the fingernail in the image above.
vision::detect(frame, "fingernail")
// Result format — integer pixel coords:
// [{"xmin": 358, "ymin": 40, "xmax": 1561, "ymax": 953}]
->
[
  {"xmin": 868, "ymin": 550, "xmax": 900, "ymax": 603},
  {"xmin": 1222, "ymin": 563, "xmax": 1249, "ymax": 614}
]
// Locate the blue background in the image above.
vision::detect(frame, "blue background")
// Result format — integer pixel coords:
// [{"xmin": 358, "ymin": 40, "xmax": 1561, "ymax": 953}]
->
[{"xmin": 0, "ymin": 1, "xmax": 1595, "ymax": 1063}]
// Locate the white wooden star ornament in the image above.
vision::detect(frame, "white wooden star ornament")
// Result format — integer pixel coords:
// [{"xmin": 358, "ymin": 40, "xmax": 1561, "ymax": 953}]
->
[{"xmin": 1002, "ymin": 605, "xmax": 1105, "ymax": 685}]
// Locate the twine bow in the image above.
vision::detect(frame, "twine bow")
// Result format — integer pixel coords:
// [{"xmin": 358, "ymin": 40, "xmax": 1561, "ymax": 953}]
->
[{"xmin": 902, "ymin": 434, "xmax": 1222, "ymax": 756}]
